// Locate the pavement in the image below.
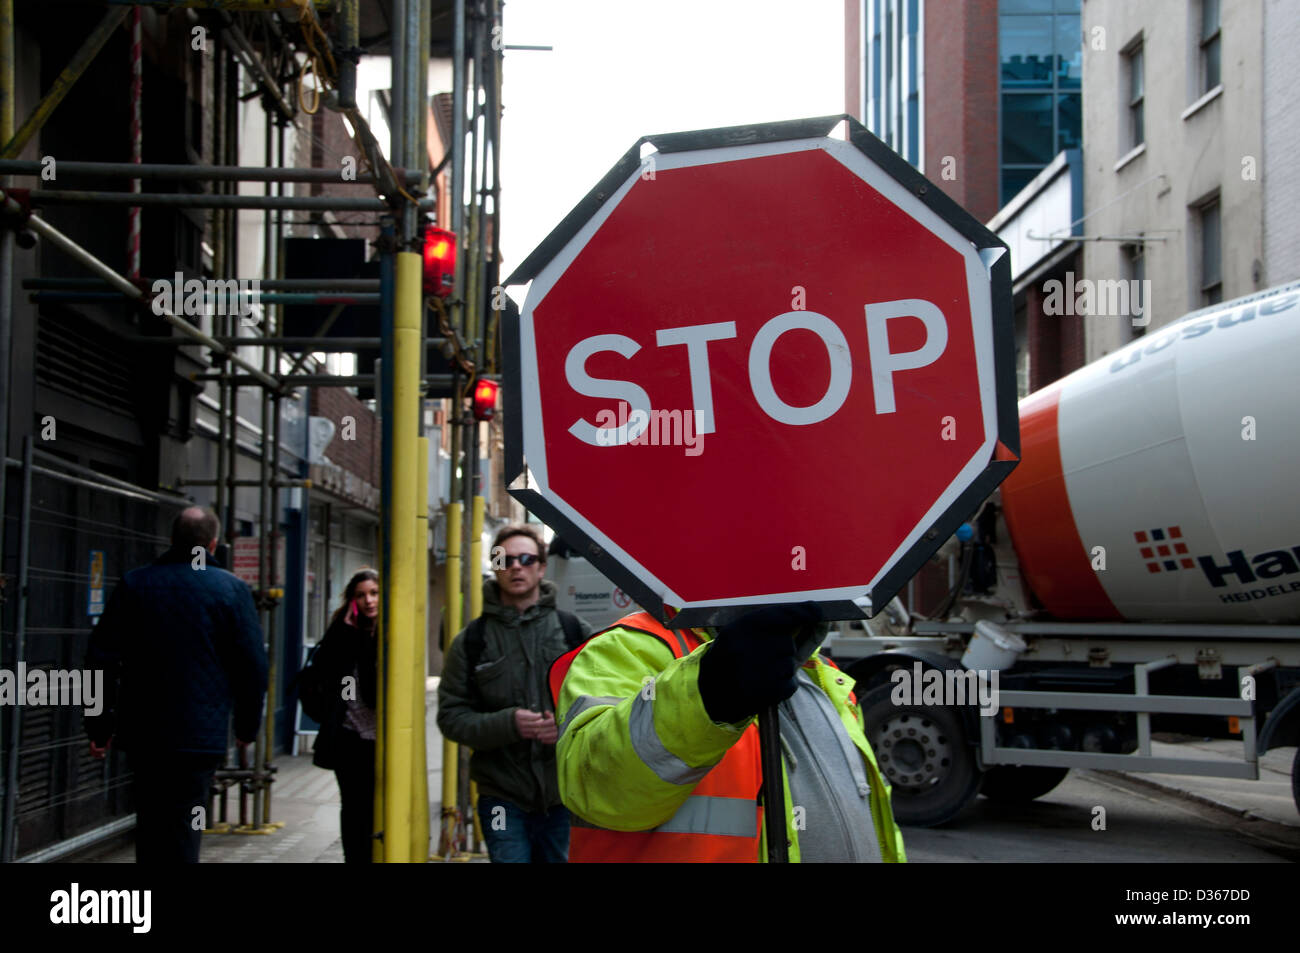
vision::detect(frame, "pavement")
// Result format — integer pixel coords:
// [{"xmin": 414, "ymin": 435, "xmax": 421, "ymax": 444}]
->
[{"xmin": 1107, "ymin": 736, "xmax": 1298, "ymax": 828}]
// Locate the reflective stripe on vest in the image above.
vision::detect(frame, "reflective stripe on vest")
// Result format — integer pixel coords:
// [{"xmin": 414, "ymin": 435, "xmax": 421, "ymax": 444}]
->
[{"xmin": 551, "ymin": 610, "xmax": 763, "ymax": 863}]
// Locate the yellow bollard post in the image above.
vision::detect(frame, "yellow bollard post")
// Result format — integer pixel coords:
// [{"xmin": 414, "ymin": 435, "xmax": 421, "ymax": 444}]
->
[
  {"xmin": 444, "ymin": 502, "xmax": 464, "ymax": 648},
  {"xmin": 437, "ymin": 501, "xmax": 462, "ymax": 857},
  {"xmin": 372, "ymin": 519, "xmax": 385, "ymax": 862},
  {"xmin": 412, "ymin": 437, "xmax": 430, "ymax": 861},
  {"xmin": 467, "ymin": 494, "xmax": 485, "ymax": 851},
  {"xmin": 470, "ymin": 780, "xmax": 484, "ymax": 853},
  {"xmin": 469, "ymin": 494, "xmax": 484, "ymax": 619},
  {"xmin": 381, "ymin": 250, "xmax": 422, "ymax": 862}
]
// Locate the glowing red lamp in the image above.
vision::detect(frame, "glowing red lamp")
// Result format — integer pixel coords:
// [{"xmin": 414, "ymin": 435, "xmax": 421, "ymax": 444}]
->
[
  {"xmin": 472, "ymin": 378, "xmax": 500, "ymax": 421},
  {"xmin": 422, "ymin": 225, "xmax": 457, "ymax": 297}
]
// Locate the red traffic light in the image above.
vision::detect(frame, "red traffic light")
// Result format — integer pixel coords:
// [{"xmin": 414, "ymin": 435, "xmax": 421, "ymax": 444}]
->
[
  {"xmin": 422, "ymin": 226, "xmax": 457, "ymax": 297},
  {"xmin": 472, "ymin": 378, "xmax": 500, "ymax": 420}
]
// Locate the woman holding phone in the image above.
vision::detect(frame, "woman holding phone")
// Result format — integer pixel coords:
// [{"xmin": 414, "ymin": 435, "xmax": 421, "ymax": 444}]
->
[{"xmin": 299, "ymin": 568, "xmax": 380, "ymax": 863}]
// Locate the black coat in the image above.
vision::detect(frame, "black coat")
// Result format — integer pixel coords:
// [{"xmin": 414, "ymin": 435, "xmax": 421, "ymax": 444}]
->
[
  {"xmin": 85, "ymin": 548, "xmax": 268, "ymax": 754},
  {"xmin": 299, "ymin": 612, "xmax": 378, "ymax": 770}
]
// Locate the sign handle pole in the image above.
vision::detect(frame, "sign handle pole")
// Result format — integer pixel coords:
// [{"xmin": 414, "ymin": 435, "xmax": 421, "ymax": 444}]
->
[{"xmin": 758, "ymin": 703, "xmax": 787, "ymax": 863}]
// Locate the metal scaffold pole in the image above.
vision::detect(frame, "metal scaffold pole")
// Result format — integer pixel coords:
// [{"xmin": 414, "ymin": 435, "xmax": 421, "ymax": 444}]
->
[
  {"xmin": 438, "ymin": 490, "xmax": 462, "ymax": 857},
  {"xmin": 127, "ymin": 5, "xmax": 142, "ymax": 281},
  {"xmin": 437, "ymin": 350, "xmax": 464, "ymax": 857},
  {"xmin": 0, "ymin": 159, "xmax": 422, "ymax": 184},
  {"xmin": 375, "ymin": 221, "xmax": 395, "ymax": 861},
  {"xmin": 252, "ymin": 104, "xmax": 274, "ymax": 833},
  {"xmin": 413, "ymin": 436, "xmax": 430, "ymax": 860},
  {"xmin": 259, "ymin": 114, "xmax": 290, "ymax": 830},
  {"xmin": 0, "ymin": 437, "xmax": 31, "ymax": 861},
  {"xmin": 0, "ymin": 6, "xmax": 14, "ymax": 840},
  {"xmin": 380, "ymin": 246, "xmax": 424, "ymax": 862}
]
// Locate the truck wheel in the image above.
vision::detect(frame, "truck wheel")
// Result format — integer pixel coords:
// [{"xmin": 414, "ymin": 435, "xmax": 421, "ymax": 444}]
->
[
  {"xmin": 860, "ymin": 682, "xmax": 980, "ymax": 827},
  {"xmin": 979, "ymin": 765, "xmax": 1070, "ymax": 803},
  {"xmin": 1292, "ymin": 748, "xmax": 1300, "ymax": 817}
]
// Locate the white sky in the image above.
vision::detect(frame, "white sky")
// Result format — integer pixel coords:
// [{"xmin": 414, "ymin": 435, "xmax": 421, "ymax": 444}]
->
[{"xmin": 497, "ymin": 0, "xmax": 846, "ymax": 277}]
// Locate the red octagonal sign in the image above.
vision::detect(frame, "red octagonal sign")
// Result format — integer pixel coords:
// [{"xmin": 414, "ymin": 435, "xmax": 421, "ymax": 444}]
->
[{"xmin": 504, "ymin": 117, "xmax": 1019, "ymax": 627}]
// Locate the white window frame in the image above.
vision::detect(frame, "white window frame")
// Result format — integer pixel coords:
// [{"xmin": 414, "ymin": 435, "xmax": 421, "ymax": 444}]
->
[
  {"xmin": 1198, "ymin": 0, "xmax": 1221, "ymax": 96},
  {"xmin": 1122, "ymin": 35, "xmax": 1144, "ymax": 154},
  {"xmin": 1192, "ymin": 193, "xmax": 1222, "ymax": 307}
]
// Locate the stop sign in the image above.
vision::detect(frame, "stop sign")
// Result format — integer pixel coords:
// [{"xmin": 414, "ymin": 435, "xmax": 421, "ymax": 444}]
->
[{"xmin": 504, "ymin": 116, "xmax": 1018, "ymax": 627}]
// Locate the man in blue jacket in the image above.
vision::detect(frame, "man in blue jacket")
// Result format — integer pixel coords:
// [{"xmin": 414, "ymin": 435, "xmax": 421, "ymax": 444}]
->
[{"xmin": 85, "ymin": 507, "xmax": 268, "ymax": 863}]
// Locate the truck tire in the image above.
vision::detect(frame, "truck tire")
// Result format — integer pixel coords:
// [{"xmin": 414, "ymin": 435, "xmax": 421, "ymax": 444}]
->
[
  {"xmin": 979, "ymin": 765, "xmax": 1070, "ymax": 803},
  {"xmin": 860, "ymin": 682, "xmax": 980, "ymax": 827},
  {"xmin": 1293, "ymin": 748, "xmax": 1300, "ymax": 818}
]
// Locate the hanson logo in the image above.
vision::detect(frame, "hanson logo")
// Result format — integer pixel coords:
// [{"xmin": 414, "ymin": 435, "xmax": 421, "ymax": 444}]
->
[
  {"xmin": 1199, "ymin": 544, "xmax": 1300, "ymax": 589},
  {"xmin": 567, "ymin": 585, "xmax": 610, "ymax": 602},
  {"xmin": 1135, "ymin": 529, "xmax": 1300, "ymax": 603}
]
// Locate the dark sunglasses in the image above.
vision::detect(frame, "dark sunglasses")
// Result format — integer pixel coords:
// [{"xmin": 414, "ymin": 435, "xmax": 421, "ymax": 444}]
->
[{"xmin": 500, "ymin": 553, "xmax": 541, "ymax": 568}]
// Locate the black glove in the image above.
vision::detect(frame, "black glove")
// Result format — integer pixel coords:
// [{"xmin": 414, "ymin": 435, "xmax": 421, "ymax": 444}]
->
[{"xmin": 697, "ymin": 603, "xmax": 822, "ymax": 724}]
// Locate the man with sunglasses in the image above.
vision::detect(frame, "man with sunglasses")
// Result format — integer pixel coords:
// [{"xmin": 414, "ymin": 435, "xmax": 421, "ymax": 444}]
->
[{"xmin": 437, "ymin": 524, "xmax": 592, "ymax": 862}]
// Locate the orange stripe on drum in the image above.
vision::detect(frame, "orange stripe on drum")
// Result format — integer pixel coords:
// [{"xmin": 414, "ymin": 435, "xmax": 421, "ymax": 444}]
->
[{"xmin": 1001, "ymin": 383, "xmax": 1123, "ymax": 620}]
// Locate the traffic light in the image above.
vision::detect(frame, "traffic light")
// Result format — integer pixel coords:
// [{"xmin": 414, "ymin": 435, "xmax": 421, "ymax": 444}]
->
[
  {"xmin": 422, "ymin": 225, "xmax": 457, "ymax": 297},
  {"xmin": 472, "ymin": 378, "xmax": 500, "ymax": 421}
]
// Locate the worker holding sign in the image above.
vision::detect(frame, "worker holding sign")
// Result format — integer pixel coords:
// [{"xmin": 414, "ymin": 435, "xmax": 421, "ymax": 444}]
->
[{"xmin": 550, "ymin": 604, "xmax": 906, "ymax": 863}]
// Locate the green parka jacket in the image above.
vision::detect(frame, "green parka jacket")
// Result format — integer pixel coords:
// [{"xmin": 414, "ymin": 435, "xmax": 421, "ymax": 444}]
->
[{"xmin": 437, "ymin": 578, "xmax": 593, "ymax": 813}]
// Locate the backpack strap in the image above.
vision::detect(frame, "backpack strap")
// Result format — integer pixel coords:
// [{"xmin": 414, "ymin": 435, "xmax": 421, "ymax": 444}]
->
[
  {"xmin": 462, "ymin": 615, "xmax": 489, "ymax": 706},
  {"xmin": 556, "ymin": 610, "xmax": 585, "ymax": 650},
  {"xmin": 462, "ymin": 615, "xmax": 488, "ymax": 675}
]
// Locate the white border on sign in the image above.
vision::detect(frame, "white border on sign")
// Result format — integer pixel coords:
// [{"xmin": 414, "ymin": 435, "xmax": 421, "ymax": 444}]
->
[{"xmin": 519, "ymin": 136, "xmax": 998, "ymax": 611}]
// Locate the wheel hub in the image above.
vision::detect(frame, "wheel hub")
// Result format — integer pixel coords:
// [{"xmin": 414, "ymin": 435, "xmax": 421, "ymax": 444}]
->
[{"xmin": 872, "ymin": 711, "xmax": 953, "ymax": 792}]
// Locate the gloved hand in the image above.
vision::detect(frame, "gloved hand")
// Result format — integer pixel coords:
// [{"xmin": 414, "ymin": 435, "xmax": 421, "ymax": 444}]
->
[{"xmin": 697, "ymin": 603, "xmax": 822, "ymax": 724}]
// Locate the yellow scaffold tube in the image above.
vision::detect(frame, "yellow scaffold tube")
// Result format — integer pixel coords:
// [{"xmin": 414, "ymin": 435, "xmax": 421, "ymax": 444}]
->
[
  {"xmin": 467, "ymin": 493, "xmax": 485, "ymax": 850},
  {"xmin": 412, "ymin": 436, "xmax": 430, "ymax": 862},
  {"xmin": 381, "ymin": 251, "xmax": 422, "ymax": 862},
  {"xmin": 438, "ymin": 501, "xmax": 462, "ymax": 857}
]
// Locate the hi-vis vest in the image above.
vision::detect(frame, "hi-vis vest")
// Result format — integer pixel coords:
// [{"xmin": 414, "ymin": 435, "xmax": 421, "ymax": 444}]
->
[{"xmin": 549, "ymin": 611, "xmax": 764, "ymax": 863}]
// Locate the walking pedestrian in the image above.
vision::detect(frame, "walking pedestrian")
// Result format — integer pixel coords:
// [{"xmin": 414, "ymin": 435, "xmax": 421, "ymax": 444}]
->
[
  {"xmin": 85, "ymin": 506, "xmax": 268, "ymax": 863},
  {"xmin": 298, "ymin": 568, "xmax": 380, "ymax": 863},
  {"xmin": 437, "ymin": 525, "xmax": 591, "ymax": 862}
]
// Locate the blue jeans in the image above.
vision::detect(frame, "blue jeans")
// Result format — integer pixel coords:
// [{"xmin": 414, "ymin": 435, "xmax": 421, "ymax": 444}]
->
[{"xmin": 477, "ymin": 795, "xmax": 570, "ymax": 863}]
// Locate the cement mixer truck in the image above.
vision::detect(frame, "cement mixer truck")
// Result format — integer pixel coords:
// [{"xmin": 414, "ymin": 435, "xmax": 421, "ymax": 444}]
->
[{"xmin": 829, "ymin": 280, "xmax": 1300, "ymax": 826}]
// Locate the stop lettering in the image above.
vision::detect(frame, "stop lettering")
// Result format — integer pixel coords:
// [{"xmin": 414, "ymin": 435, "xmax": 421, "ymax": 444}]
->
[{"xmin": 565, "ymin": 299, "xmax": 949, "ymax": 445}]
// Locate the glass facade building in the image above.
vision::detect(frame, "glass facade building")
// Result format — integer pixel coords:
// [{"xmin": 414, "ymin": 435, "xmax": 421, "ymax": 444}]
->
[
  {"xmin": 858, "ymin": 0, "xmax": 1081, "ymax": 207},
  {"xmin": 999, "ymin": 0, "xmax": 1081, "ymax": 203},
  {"xmin": 863, "ymin": 0, "xmax": 923, "ymax": 169}
]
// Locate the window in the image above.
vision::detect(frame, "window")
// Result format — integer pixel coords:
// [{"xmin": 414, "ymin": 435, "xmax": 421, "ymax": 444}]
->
[
  {"xmin": 1124, "ymin": 40, "xmax": 1144, "ymax": 151},
  {"xmin": 998, "ymin": 0, "xmax": 1083, "ymax": 205},
  {"xmin": 1122, "ymin": 242, "xmax": 1147, "ymax": 338},
  {"xmin": 1199, "ymin": 0, "xmax": 1221, "ymax": 94},
  {"xmin": 1003, "ymin": 92, "xmax": 1056, "ymax": 165},
  {"xmin": 1197, "ymin": 197, "xmax": 1222, "ymax": 306}
]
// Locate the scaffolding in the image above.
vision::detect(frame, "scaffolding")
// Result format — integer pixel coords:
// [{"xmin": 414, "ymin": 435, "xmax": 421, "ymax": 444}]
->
[{"xmin": 0, "ymin": 0, "xmax": 503, "ymax": 862}]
